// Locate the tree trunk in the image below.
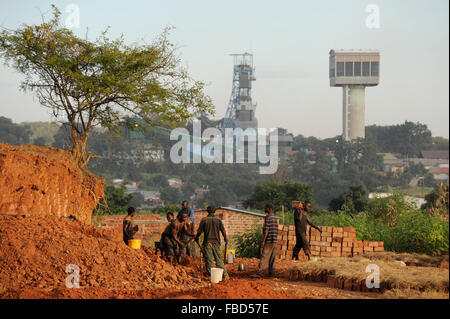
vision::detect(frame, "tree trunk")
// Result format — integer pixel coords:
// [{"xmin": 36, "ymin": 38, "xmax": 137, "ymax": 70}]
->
[{"xmin": 70, "ymin": 127, "xmax": 90, "ymax": 169}]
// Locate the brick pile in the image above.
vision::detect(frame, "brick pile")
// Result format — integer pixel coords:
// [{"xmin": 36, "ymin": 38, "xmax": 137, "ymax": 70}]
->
[{"xmin": 276, "ymin": 224, "xmax": 384, "ymax": 260}]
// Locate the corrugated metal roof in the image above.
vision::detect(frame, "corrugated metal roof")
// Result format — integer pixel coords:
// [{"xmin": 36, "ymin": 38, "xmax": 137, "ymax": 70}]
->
[
  {"xmin": 195, "ymin": 207, "xmax": 266, "ymax": 217},
  {"xmin": 421, "ymin": 150, "xmax": 449, "ymax": 160}
]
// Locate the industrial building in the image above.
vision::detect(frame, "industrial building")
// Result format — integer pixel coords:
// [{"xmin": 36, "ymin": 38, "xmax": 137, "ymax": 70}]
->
[
  {"xmin": 222, "ymin": 53, "xmax": 258, "ymax": 132},
  {"xmin": 329, "ymin": 49, "xmax": 380, "ymax": 140}
]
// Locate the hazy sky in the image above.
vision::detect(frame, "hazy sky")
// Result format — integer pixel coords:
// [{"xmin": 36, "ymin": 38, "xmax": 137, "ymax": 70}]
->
[{"xmin": 0, "ymin": 0, "xmax": 448, "ymax": 138}]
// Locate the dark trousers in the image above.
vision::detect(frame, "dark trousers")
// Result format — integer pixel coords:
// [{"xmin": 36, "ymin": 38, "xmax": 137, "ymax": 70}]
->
[
  {"xmin": 203, "ymin": 242, "xmax": 229, "ymax": 277},
  {"xmin": 123, "ymin": 235, "xmax": 133, "ymax": 246},
  {"xmin": 163, "ymin": 235, "xmax": 180, "ymax": 258},
  {"xmin": 293, "ymin": 233, "xmax": 311, "ymax": 259},
  {"xmin": 257, "ymin": 242, "xmax": 277, "ymax": 276}
]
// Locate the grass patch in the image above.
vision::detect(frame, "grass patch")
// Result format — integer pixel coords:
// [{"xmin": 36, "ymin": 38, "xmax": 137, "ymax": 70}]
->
[
  {"xmin": 361, "ymin": 251, "xmax": 447, "ymax": 266},
  {"xmin": 292, "ymin": 254, "xmax": 449, "ymax": 295}
]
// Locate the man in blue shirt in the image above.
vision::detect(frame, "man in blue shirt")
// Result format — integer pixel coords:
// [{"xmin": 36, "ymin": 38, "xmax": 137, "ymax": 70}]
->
[{"xmin": 182, "ymin": 200, "xmax": 195, "ymax": 226}]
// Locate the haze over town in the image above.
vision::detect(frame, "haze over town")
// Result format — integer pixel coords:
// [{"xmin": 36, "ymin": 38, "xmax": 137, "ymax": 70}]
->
[{"xmin": 0, "ymin": 0, "xmax": 448, "ymax": 138}]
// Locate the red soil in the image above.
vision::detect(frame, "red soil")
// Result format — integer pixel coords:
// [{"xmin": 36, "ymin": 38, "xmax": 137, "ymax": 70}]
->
[
  {"xmin": 0, "ymin": 214, "xmax": 207, "ymax": 296},
  {"xmin": 0, "ymin": 143, "xmax": 104, "ymax": 224}
]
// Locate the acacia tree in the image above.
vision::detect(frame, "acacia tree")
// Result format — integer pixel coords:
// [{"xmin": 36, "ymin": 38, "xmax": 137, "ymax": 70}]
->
[{"xmin": 0, "ymin": 6, "xmax": 214, "ymax": 168}]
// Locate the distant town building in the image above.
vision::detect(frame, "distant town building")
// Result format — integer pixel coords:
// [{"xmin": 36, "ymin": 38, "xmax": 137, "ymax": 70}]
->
[
  {"xmin": 420, "ymin": 150, "xmax": 449, "ymax": 160},
  {"xmin": 378, "ymin": 153, "xmax": 405, "ymax": 173},
  {"xmin": 124, "ymin": 182, "xmax": 138, "ymax": 191},
  {"xmin": 168, "ymin": 178, "xmax": 183, "ymax": 189},
  {"xmin": 193, "ymin": 187, "xmax": 209, "ymax": 200},
  {"xmin": 428, "ymin": 167, "xmax": 449, "ymax": 181}
]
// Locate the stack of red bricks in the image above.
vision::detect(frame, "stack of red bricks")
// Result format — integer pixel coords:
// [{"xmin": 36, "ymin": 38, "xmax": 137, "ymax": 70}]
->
[{"xmin": 276, "ymin": 224, "xmax": 384, "ymax": 260}]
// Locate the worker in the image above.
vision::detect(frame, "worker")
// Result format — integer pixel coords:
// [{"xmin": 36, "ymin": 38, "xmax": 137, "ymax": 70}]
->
[
  {"xmin": 156, "ymin": 212, "xmax": 175, "ymax": 258},
  {"xmin": 178, "ymin": 207, "xmax": 195, "ymax": 256},
  {"xmin": 292, "ymin": 200, "xmax": 321, "ymax": 261},
  {"xmin": 253, "ymin": 203, "xmax": 278, "ymax": 278},
  {"xmin": 195, "ymin": 205, "xmax": 229, "ymax": 280},
  {"xmin": 123, "ymin": 207, "xmax": 139, "ymax": 245},
  {"xmin": 182, "ymin": 200, "xmax": 196, "ymax": 226},
  {"xmin": 164, "ymin": 210, "xmax": 188, "ymax": 264}
]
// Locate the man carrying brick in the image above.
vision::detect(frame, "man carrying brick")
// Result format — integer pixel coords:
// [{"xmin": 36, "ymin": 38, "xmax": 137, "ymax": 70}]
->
[
  {"xmin": 293, "ymin": 201, "xmax": 321, "ymax": 261},
  {"xmin": 195, "ymin": 205, "xmax": 229, "ymax": 280},
  {"xmin": 253, "ymin": 203, "xmax": 278, "ymax": 278}
]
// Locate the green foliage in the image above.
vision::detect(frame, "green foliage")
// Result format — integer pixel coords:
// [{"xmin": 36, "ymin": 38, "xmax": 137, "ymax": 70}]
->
[
  {"xmin": 235, "ymin": 223, "xmax": 263, "ymax": 258},
  {"xmin": 0, "ymin": 116, "xmax": 31, "ymax": 145},
  {"xmin": 329, "ymin": 185, "xmax": 369, "ymax": 214},
  {"xmin": 0, "ymin": 6, "xmax": 213, "ymax": 168},
  {"xmin": 150, "ymin": 204, "xmax": 180, "ymax": 216},
  {"xmin": 243, "ymin": 181, "xmax": 313, "ymax": 210},
  {"xmin": 160, "ymin": 186, "xmax": 183, "ymax": 205},
  {"xmin": 391, "ymin": 210, "xmax": 449, "ymax": 255},
  {"xmin": 424, "ymin": 136, "xmax": 449, "ymax": 151},
  {"xmin": 311, "ymin": 194, "xmax": 449, "ymax": 255},
  {"xmin": 366, "ymin": 121, "xmax": 432, "ymax": 157},
  {"xmin": 130, "ymin": 192, "xmax": 145, "ymax": 208},
  {"xmin": 20, "ymin": 122, "xmax": 60, "ymax": 146},
  {"xmin": 94, "ymin": 185, "xmax": 133, "ymax": 215}
]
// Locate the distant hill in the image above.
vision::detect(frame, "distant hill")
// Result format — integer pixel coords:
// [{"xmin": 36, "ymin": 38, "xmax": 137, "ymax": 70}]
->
[{"xmin": 20, "ymin": 122, "xmax": 60, "ymax": 146}]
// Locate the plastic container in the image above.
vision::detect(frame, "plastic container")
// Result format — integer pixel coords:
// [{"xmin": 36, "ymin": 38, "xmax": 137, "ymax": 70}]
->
[
  {"xmin": 223, "ymin": 249, "xmax": 235, "ymax": 262},
  {"xmin": 227, "ymin": 251, "xmax": 234, "ymax": 264},
  {"xmin": 211, "ymin": 267, "xmax": 224, "ymax": 283},
  {"xmin": 128, "ymin": 239, "xmax": 142, "ymax": 250}
]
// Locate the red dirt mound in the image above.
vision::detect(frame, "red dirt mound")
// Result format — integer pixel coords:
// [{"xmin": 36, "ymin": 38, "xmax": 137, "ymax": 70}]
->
[
  {"xmin": 0, "ymin": 279, "xmax": 298, "ymax": 299},
  {"xmin": 160, "ymin": 279, "xmax": 299, "ymax": 299},
  {"xmin": 0, "ymin": 143, "xmax": 104, "ymax": 224},
  {"xmin": 0, "ymin": 215, "xmax": 207, "ymax": 296}
]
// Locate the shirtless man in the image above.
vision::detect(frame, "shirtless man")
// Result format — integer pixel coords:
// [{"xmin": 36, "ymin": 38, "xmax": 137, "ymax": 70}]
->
[
  {"xmin": 163, "ymin": 211, "xmax": 188, "ymax": 264},
  {"xmin": 292, "ymin": 201, "xmax": 321, "ymax": 261},
  {"xmin": 178, "ymin": 208, "xmax": 195, "ymax": 256}
]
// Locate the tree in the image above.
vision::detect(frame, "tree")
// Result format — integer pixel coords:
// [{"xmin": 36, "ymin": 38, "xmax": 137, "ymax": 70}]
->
[
  {"xmin": 329, "ymin": 185, "xmax": 369, "ymax": 214},
  {"xmin": 20, "ymin": 121, "xmax": 60, "ymax": 146},
  {"xmin": 0, "ymin": 117, "xmax": 31, "ymax": 145},
  {"xmin": 244, "ymin": 181, "xmax": 313, "ymax": 210},
  {"xmin": 200, "ymin": 186, "xmax": 234, "ymax": 207},
  {"xmin": 160, "ymin": 186, "xmax": 182, "ymax": 205},
  {"xmin": 94, "ymin": 185, "xmax": 133, "ymax": 215},
  {"xmin": 32, "ymin": 136, "xmax": 47, "ymax": 146},
  {"xmin": 130, "ymin": 192, "xmax": 145, "ymax": 208},
  {"xmin": 366, "ymin": 121, "xmax": 432, "ymax": 157},
  {"xmin": 0, "ymin": 6, "xmax": 213, "ymax": 168}
]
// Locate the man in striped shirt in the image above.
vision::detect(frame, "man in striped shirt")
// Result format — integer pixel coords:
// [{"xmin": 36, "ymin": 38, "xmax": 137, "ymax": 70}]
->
[{"xmin": 254, "ymin": 203, "xmax": 278, "ymax": 278}]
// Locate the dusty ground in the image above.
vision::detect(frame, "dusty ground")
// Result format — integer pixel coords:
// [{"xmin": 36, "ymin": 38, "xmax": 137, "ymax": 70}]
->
[
  {"xmin": 0, "ymin": 212, "xmax": 445, "ymax": 299},
  {"xmin": 0, "ymin": 253, "xmax": 381, "ymax": 299}
]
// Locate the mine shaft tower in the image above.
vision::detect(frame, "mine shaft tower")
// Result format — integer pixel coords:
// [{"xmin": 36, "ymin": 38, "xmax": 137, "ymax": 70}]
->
[
  {"xmin": 329, "ymin": 49, "xmax": 380, "ymax": 140},
  {"xmin": 222, "ymin": 53, "xmax": 258, "ymax": 132}
]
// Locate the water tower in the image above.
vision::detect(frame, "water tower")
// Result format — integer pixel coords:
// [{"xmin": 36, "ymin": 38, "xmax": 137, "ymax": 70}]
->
[{"xmin": 329, "ymin": 49, "xmax": 380, "ymax": 140}]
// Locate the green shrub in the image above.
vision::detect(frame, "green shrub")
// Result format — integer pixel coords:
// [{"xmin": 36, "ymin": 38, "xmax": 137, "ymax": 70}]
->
[
  {"xmin": 235, "ymin": 223, "xmax": 262, "ymax": 258},
  {"xmin": 310, "ymin": 200, "xmax": 449, "ymax": 256}
]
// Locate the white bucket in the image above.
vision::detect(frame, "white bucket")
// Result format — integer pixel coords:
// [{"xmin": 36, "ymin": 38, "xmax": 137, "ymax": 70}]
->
[{"xmin": 211, "ymin": 267, "xmax": 224, "ymax": 283}]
